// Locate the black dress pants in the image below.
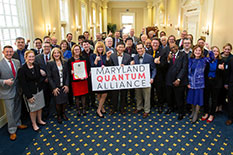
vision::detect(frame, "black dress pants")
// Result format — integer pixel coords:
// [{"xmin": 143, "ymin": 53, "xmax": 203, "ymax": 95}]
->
[
  {"xmin": 111, "ymin": 90, "xmax": 127, "ymax": 112},
  {"xmin": 228, "ymin": 85, "xmax": 233, "ymax": 120},
  {"xmin": 166, "ymin": 85, "xmax": 185, "ymax": 114}
]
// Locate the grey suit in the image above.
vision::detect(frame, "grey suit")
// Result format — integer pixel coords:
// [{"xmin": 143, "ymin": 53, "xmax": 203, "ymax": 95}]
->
[{"xmin": 0, "ymin": 58, "xmax": 22, "ymax": 134}]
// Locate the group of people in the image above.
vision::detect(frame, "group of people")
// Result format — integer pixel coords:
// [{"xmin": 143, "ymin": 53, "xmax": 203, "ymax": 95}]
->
[{"xmin": 1, "ymin": 28, "xmax": 233, "ymax": 141}]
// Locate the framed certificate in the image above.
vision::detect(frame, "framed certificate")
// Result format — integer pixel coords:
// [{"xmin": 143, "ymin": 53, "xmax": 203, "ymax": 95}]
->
[{"xmin": 72, "ymin": 60, "xmax": 88, "ymax": 80}]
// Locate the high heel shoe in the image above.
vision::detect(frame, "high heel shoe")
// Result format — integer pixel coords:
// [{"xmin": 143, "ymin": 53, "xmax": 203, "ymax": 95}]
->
[
  {"xmin": 201, "ymin": 114, "xmax": 209, "ymax": 121},
  {"xmin": 77, "ymin": 110, "xmax": 81, "ymax": 116},
  {"xmin": 38, "ymin": 122, "xmax": 46, "ymax": 126},
  {"xmin": 62, "ymin": 114, "xmax": 68, "ymax": 121},
  {"xmin": 101, "ymin": 110, "xmax": 107, "ymax": 114},
  {"xmin": 96, "ymin": 112, "xmax": 104, "ymax": 118},
  {"xmin": 207, "ymin": 116, "xmax": 214, "ymax": 123}
]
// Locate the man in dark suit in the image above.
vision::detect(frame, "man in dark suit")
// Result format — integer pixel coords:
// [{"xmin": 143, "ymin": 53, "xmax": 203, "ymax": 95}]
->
[
  {"xmin": 83, "ymin": 31, "xmax": 94, "ymax": 47},
  {"xmin": 176, "ymin": 30, "xmax": 188, "ymax": 50},
  {"xmin": 149, "ymin": 38, "xmax": 167, "ymax": 113},
  {"xmin": 31, "ymin": 38, "xmax": 43, "ymax": 55},
  {"xmin": 82, "ymin": 40, "xmax": 95, "ymax": 108},
  {"xmin": 124, "ymin": 37, "xmax": 137, "ymax": 103},
  {"xmin": 133, "ymin": 42, "xmax": 156, "ymax": 118},
  {"xmin": 35, "ymin": 42, "xmax": 52, "ymax": 120},
  {"xmin": 165, "ymin": 44, "xmax": 188, "ymax": 120},
  {"xmin": 66, "ymin": 33, "xmax": 76, "ymax": 50},
  {"xmin": 0, "ymin": 45, "xmax": 27, "ymax": 140},
  {"xmin": 225, "ymin": 57, "xmax": 233, "ymax": 125},
  {"xmin": 51, "ymin": 36, "xmax": 60, "ymax": 49},
  {"xmin": 112, "ymin": 31, "xmax": 122, "ymax": 48},
  {"xmin": 106, "ymin": 42, "xmax": 131, "ymax": 114},
  {"xmin": 13, "ymin": 37, "xmax": 28, "ymax": 65}
]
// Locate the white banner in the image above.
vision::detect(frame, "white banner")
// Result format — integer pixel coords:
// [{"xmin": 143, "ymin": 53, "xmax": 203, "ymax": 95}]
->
[{"xmin": 91, "ymin": 64, "xmax": 151, "ymax": 91}]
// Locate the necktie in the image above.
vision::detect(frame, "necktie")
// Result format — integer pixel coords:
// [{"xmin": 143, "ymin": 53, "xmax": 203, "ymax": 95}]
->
[
  {"xmin": 172, "ymin": 53, "xmax": 176, "ymax": 64},
  {"xmin": 9, "ymin": 60, "xmax": 16, "ymax": 78},
  {"xmin": 128, "ymin": 48, "xmax": 131, "ymax": 55},
  {"xmin": 153, "ymin": 50, "xmax": 156, "ymax": 58},
  {"xmin": 46, "ymin": 55, "xmax": 49, "ymax": 62}
]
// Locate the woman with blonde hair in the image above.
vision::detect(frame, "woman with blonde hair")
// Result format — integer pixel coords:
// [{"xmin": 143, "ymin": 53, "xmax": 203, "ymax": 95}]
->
[
  {"xmin": 90, "ymin": 41, "xmax": 107, "ymax": 118},
  {"xmin": 68, "ymin": 44, "xmax": 89, "ymax": 116},
  {"xmin": 47, "ymin": 47, "xmax": 69, "ymax": 124},
  {"xmin": 18, "ymin": 50, "xmax": 46, "ymax": 131}
]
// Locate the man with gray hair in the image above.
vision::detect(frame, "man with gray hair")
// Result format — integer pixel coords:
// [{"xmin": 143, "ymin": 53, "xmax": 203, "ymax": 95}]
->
[
  {"xmin": 105, "ymin": 37, "xmax": 116, "ymax": 53},
  {"xmin": 129, "ymin": 28, "xmax": 139, "ymax": 44}
]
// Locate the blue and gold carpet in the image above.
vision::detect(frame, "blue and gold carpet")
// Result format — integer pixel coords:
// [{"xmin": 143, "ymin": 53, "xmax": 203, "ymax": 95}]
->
[{"xmin": 21, "ymin": 102, "xmax": 233, "ymax": 155}]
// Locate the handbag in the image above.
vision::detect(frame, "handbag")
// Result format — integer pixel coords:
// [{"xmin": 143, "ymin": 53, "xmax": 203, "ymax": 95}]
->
[{"xmin": 24, "ymin": 90, "xmax": 45, "ymax": 112}]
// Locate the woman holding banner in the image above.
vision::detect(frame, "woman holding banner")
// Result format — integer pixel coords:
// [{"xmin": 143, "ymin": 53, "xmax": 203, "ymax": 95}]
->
[
  {"xmin": 90, "ymin": 41, "xmax": 108, "ymax": 118},
  {"xmin": 68, "ymin": 44, "xmax": 89, "ymax": 116}
]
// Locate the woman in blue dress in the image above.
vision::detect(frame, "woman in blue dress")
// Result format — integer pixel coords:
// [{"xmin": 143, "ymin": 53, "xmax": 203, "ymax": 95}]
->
[{"xmin": 187, "ymin": 45, "xmax": 214, "ymax": 123}]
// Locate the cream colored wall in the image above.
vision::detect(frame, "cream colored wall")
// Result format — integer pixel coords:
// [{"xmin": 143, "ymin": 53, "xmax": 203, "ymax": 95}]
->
[
  {"xmin": 212, "ymin": 0, "xmax": 233, "ymax": 49},
  {"xmin": 108, "ymin": 1, "xmax": 147, "ymax": 37},
  {"xmin": 165, "ymin": 0, "xmax": 180, "ymax": 38}
]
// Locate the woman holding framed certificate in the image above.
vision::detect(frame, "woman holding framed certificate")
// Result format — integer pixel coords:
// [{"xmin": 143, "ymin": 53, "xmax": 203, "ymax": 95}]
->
[
  {"xmin": 47, "ymin": 48, "xmax": 70, "ymax": 124},
  {"xmin": 90, "ymin": 41, "xmax": 108, "ymax": 118},
  {"xmin": 68, "ymin": 44, "xmax": 89, "ymax": 116}
]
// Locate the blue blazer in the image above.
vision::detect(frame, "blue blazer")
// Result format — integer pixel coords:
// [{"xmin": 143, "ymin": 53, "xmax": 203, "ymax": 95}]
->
[
  {"xmin": 133, "ymin": 53, "xmax": 156, "ymax": 79},
  {"xmin": 90, "ymin": 54, "xmax": 107, "ymax": 67}
]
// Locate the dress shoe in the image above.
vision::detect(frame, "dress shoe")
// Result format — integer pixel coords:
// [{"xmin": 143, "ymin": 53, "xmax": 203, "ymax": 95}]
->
[
  {"xmin": 77, "ymin": 110, "xmax": 81, "ymax": 116},
  {"xmin": 10, "ymin": 133, "xmax": 16, "ymax": 141},
  {"xmin": 33, "ymin": 128, "xmax": 41, "ymax": 132},
  {"xmin": 201, "ymin": 114, "xmax": 209, "ymax": 121},
  {"xmin": 143, "ymin": 113, "xmax": 149, "ymax": 118},
  {"xmin": 38, "ymin": 122, "xmax": 47, "ymax": 126},
  {"xmin": 62, "ymin": 114, "xmax": 68, "ymax": 121},
  {"xmin": 165, "ymin": 108, "xmax": 173, "ymax": 114},
  {"xmin": 133, "ymin": 109, "xmax": 143, "ymax": 114},
  {"xmin": 178, "ymin": 114, "xmax": 184, "ymax": 120},
  {"xmin": 158, "ymin": 107, "xmax": 163, "ymax": 114},
  {"xmin": 83, "ymin": 109, "xmax": 87, "ymax": 116},
  {"xmin": 101, "ymin": 110, "xmax": 107, "ymax": 114},
  {"xmin": 120, "ymin": 110, "xmax": 126, "ymax": 115},
  {"xmin": 109, "ymin": 110, "xmax": 116, "ymax": 115},
  {"xmin": 96, "ymin": 112, "xmax": 104, "ymax": 118},
  {"xmin": 57, "ymin": 116, "xmax": 62, "ymax": 124},
  {"xmin": 17, "ymin": 125, "xmax": 28, "ymax": 129},
  {"xmin": 225, "ymin": 120, "xmax": 233, "ymax": 126},
  {"xmin": 207, "ymin": 116, "xmax": 214, "ymax": 123}
]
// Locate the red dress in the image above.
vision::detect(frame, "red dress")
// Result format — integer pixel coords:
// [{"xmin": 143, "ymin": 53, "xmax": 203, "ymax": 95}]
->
[{"xmin": 72, "ymin": 80, "xmax": 88, "ymax": 96}]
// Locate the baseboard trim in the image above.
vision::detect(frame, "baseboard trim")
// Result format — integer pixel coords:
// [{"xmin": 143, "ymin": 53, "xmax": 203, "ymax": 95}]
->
[{"xmin": 0, "ymin": 114, "xmax": 7, "ymax": 128}]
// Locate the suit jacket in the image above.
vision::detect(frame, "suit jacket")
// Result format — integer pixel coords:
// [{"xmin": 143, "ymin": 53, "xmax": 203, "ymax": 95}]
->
[
  {"xmin": 133, "ymin": 53, "xmax": 156, "ymax": 79},
  {"xmin": 31, "ymin": 48, "xmax": 43, "ymax": 55},
  {"xmin": 112, "ymin": 37, "xmax": 123, "ymax": 48},
  {"xmin": 90, "ymin": 54, "xmax": 107, "ymax": 67},
  {"xmin": 35, "ymin": 54, "xmax": 49, "ymax": 74},
  {"xmin": 166, "ymin": 51, "xmax": 188, "ymax": 86},
  {"xmin": 18, "ymin": 63, "xmax": 45, "ymax": 99},
  {"xmin": 176, "ymin": 39, "xmax": 183, "ymax": 49},
  {"xmin": 47, "ymin": 60, "xmax": 69, "ymax": 90},
  {"xmin": 130, "ymin": 36, "xmax": 140, "ymax": 44},
  {"xmin": 106, "ymin": 52, "xmax": 131, "ymax": 66},
  {"xmin": 13, "ymin": 49, "xmax": 27, "ymax": 65},
  {"xmin": 124, "ymin": 47, "xmax": 137, "ymax": 60},
  {"xmin": 0, "ymin": 58, "xmax": 20, "ymax": 99},
  {"xmin": 67, "ymin": 41, "xmax": 76, "ymax": 51},
  {"xmin": 225, "ymin": 57, "xmax": 233, "ymax": 86}
]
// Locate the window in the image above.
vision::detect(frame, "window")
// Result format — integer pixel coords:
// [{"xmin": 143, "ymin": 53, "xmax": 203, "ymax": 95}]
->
[
  {"xmin": 81, "ymin": 4, "xmax": 87, "ymax": 33},
  {"xmin": 93, "ymin": 9, "xmax": 96, "ymax": 40},
  {"xmin": 121, "ymin": 13, "xmax": 135, "ymax": 34},
  {"xmin": 99, "ymin": 11, "xmax": 102, "ymax": 33},
  {"xmin": 0, "ymin": 0, "xmax": 22, "ymax": 49},
  {"xmin": 59, "ymin": 0, "xmax": 68, "ymax": 22}
]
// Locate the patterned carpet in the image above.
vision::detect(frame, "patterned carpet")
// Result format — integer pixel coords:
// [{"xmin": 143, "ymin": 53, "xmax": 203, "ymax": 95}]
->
[{"xmin": 22, "ymin": 101, "xmax": 233, "ymax": 155}]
